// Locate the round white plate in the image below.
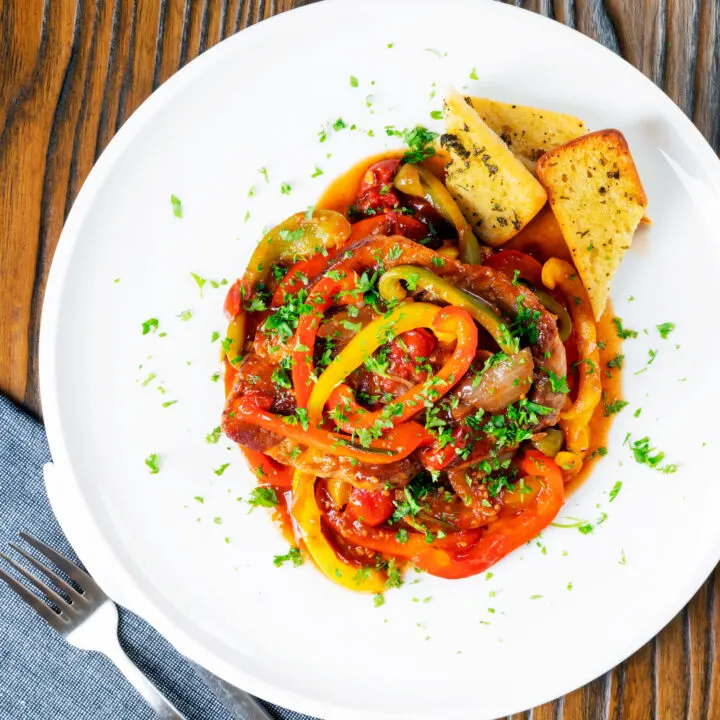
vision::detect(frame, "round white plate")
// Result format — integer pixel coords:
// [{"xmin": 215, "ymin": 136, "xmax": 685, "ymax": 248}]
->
[{"xmin": 40, "ymin": 1, "xmax": 720, "ymax": 717}]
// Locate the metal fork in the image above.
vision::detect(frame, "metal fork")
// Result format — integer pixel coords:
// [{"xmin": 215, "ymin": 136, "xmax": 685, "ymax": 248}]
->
[{"xmin": 0, "ymin": 532, "xmax": 187, "ymax": 718}]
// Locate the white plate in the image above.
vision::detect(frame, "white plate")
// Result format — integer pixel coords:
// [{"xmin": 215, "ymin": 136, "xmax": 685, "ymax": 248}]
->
[{"xmin": 40, "ymin": 0, "xmax": 720, "ymax": 717}]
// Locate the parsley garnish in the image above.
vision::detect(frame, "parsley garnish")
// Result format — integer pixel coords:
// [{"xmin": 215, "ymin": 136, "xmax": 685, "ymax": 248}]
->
[
  {"xmin": 191, "ymin": 272, "xmax": 207, "ymax": 297},
  {"xmin": 273, "ymin": 546, "xmax": 303, "ymax": 568},
  {"xmin": 510, "ymin": 296, "xmax": 542, "ymax": 345},
  {"xmin": 430, "ymin": 110, "xmax": 443, "ymax": 120},
  {"xmin": 401, "ymin": 125, "xmax": 438, "ymax": 163},
  {"xmin": 263, "ymin": 289, "xmax": 312, "ymax": 343},
  {"xmin": 142, "ymin": 318, "xmax": 159, "ymax": 335},
  {"xmin": 280, "ymin": 182, "xmax": 292, "ymax": 195},
  {"xmin": 657, "ymin": 322, "xmax": 675, "ymax": 339},
  {"xmin": 373, "ymin": 593, "xmax": 385, "ymax": 608},
  {"xmin": 213, "ymin": 463, "xmax": 230, "ymax": 476},
  {"xmin": 603, "ymin": 393, "xmax": 628, "ymax": 416},
  {"xmin": 545, "ymin": 369, "xmax": 570, "ymax": 394},
  {"xmin": 613, "ymin": 317, "xmax": 638, "ymax": 339},
  {"xmin": 248, "ymin": 486, "xmax": 278, "ymax": 509},
  {"xmin": 170, "ymin": 194, "xmax": 183, "ymax": 218},
  {"xmin": 624, "ymin": 434, "xmax": 678, "ymax": 473},
  {"xmin": 349, "ymin": 75, "xmax": 359, "ymax": 87},
  {"xmin": 609, "ymin": 481, "xmax": 622, "ymax": 502},
  {"xmin": 333, "ymin": 117, "xmax": 347, "ymax": 131},
  {"xmin": 205, "ymin": 426, "xmax": 221, "ymax": 444},
  {"xmin": 144, "ymin": 453, "xmax": 160, "ymax": 474},
  {"xmin": 176, "ymin": 309, "xmax": 192, "ymax": 321}
]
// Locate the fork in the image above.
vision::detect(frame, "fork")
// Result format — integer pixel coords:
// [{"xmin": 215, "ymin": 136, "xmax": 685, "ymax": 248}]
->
[{"xmin": 0, "ymin": 532, "xmax": 277, "ymax": 720}]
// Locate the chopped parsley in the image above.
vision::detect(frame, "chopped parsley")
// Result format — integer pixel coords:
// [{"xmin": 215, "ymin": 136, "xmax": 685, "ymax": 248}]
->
[
  {"xmin": 545, "ymin": 369, "xmax": 570, "ymax": 394},
  {"xmin": 624, "ymin": 434, "xmax": 678, "ymax": 474},
  {"xmin": 258, "ymin": 167, "xmax": 269, "ymax": 183},
  {"xmin": 373, "ymin": 593, "xmax": 385, "ymax": 608},
  {"xmin": 170, "ymin": 194, "xmax": 183, "ymax": 218},
  {"xmin": 142, "ymin": 318, "xmax": 159, "ymax": 335},
  {"xmin": 470, "ymin": 67, "xmax": 479, "ymax": 80},
  {"xmin": 607, "ymin": 353, "xmax": 624, "ymax": 369},
  {"xmin": 248, "ymin": 486, "xmax": 278, "ymax": 509},
  {"xmin": 430, "ymin": 110, "xmax": 443, "ymax": 120},
  {"xmin": 176, "ymin": 309, "xmax": 192, "ymax": 321},
  {"xmin": 333, "ymin": 117, "xmax": 347, "ymax": 131},
  {"xmin": 603, "ymin": 393, "xmax": 628, "ymax": 416},
  {"xmin": 263, "ymin": 289, "xmax": 312, "ymax": 343},
  {"xmin": 191, "ymin": 272, "xmax": 207, "ymax": 297},
  {"xmin": 349, "ymin": 75, "xmax": 359, "ymax": 87},
  {"xmin": 144, "ymin": 453, "xmax": 160, "ymax": 474},
  {"xmin": 609, "ymin": 481, "xmax": 622, "ymax": 502},
  {"xmin": 311, "ymin": 166, "xmax": 324, "ymax": 178},
  {"xmin": 273, "ymin": 546, "xmax": 303, "ymax": 568},
  {"xmin": 400, "ymin": 125, "xmax": 438, "ymax": 164},
  {"xmin": 484, "ymin": 398, "xmax": 552, "ymax": 449},
  {"xmin": 213, "ymin": 463, "xmax": 230, "ymax": 476},
  {"xmin": 280, "ymin": 182, "xmax": 292, "ymax": 195},
  {"xmin": 205, "ymin": 426, "xmax": 222, "ymax": 444},
  {"xmin": 657, "ymin": 322, "xmax": 675, "ymax": 339},
  {"xmin": 510, "ymin": 296, "xmax": 542, "ymax": 346},
  {"xmin": 613, "ymin": 317, "xmax": 638, "ymax": 339}
]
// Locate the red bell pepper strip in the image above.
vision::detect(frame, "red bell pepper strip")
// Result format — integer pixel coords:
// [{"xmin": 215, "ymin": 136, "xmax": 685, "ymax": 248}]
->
[
  {"xmin": 241, "ymin": 448, "xmax": 293, "ymax": 489},
  {"xmin": 484, "ymin": 249, "xmax": 544, "ymax": 288},
  {"xmin": 231, "ymin": 393, "xmax": 433, "ymax": 464},
  {"xmin": 413, "ymin": 450, "xmax": 564, "ymax": 578},
  {"xmin": 321, "ymin": 450, "xmax": 563, "ymax": 578}
]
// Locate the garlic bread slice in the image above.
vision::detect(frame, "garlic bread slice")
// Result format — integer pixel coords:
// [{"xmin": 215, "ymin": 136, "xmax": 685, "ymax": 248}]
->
[
  {"xmin": 441, "ymin": 89, "xmax": 547, "ymax": 246},
  {"xmin": 536, "ymin": 129, "xmax": 647, "ymax": 320}
]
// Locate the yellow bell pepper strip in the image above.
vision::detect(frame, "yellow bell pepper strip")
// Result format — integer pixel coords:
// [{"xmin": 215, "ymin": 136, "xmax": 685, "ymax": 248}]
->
[
  {"xmin": 232, "ymin": 392, "xmax": 432, "ymax": 464},
  {"xmin": 393, "ymin": 163, "xmax": 484, "ymax": 265},
  {"xmin": 307, "ymin": 304, "xmax": 478, "ymax": 427},
  {"xmin": 541, "ymin": 258, "xmax": 601, "ymax": 456},
  {"xmin": 378, "ymin": 265, "xmax": 518, "ymax": 354},
  {"xmin": 291, "ymin": 471, "xmax": 387, "ymax": 593}
]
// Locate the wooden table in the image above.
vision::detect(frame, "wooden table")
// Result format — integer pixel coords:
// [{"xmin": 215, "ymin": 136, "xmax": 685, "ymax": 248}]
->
[{"xmin": 1, "ymin": 1, "xmax": 718, "ymax": 717}]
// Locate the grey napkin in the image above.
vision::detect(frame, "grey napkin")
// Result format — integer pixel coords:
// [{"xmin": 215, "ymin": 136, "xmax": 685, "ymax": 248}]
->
[{"xmin": 0, "ymin": 395, "xmax": 315, "ymax": 720}]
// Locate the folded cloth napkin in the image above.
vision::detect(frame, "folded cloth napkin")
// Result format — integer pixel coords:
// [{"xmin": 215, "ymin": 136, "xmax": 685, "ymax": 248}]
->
[{"xmin": 0, "ymin": 395, "xmax": 316, "ymax": 720}]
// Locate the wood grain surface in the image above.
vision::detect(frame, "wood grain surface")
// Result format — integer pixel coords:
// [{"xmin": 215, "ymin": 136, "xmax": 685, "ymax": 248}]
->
[{"xmin": 1, "ymin": 1, "xmax": 718, "ymax": 718}]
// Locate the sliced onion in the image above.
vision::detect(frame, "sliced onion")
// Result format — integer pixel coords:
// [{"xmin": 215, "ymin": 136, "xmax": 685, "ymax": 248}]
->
[{"xmin": 455, "ymin": 348, "xmax": 534, "ymax": 414}]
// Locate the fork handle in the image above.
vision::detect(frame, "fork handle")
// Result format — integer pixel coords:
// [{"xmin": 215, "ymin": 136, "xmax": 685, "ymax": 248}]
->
[{"xmin": 103, "ymin": 634, "xmax": 187, "ymax": 719}]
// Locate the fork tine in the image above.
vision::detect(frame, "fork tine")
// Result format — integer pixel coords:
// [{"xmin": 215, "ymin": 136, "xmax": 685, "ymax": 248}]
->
[
  {"xmin": 18, "ymin": 533, "xmax": 104, "ymax": 599},
  {"xmin": 0, "ymin": 563, "xmax": 69, "ymax": 634},
  {"xmin": 8, "ymin": 544, "xmax": 84, "ymax": 606},
  {"xmin": 0, "ymin": 553, "xmax": 73, "ymax": 615}
]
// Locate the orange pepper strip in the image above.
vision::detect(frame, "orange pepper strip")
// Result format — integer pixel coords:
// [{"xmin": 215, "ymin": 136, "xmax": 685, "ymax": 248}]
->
[
  {"xmin": 541, "ymin": 258, "xmax": 602, "ymax": 456},
  {"xmin": 321, "ymin": 451, "xmax": 563, "ymax": 579},
  {"xmin": 234, "ymin": 394, "xmax": 432, "ymax": 464},
  {"xmin": 310, "ymin": 304, "xmax": 477, "ymax": 429}
]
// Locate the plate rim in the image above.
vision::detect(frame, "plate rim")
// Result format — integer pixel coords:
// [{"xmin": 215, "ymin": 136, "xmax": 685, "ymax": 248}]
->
[{"xmin": 39, "ymin": 0, "xmax": 720, "ymax": 717}]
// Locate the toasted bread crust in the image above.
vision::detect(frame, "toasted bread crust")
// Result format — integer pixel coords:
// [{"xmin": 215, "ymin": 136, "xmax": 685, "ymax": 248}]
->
[{"xmin": 537, "ymin": 129, "xmax": 647, "ymax": 320}]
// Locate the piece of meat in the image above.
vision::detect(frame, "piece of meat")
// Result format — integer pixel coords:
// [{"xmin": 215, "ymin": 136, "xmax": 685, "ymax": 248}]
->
[{"xmin": 222, "ymin": 352, "xmax": 294, "ymax": 450}]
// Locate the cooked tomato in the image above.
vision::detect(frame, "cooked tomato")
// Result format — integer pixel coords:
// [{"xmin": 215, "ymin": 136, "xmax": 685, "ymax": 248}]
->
[
  {"xmin": 345, "ymin": 487, "xmax": 394, "ymax": 526},
  {"xmin": 357, "ymin": 158, "xmax": 402, "ymax": 213},
  {"xmin": 387, "ymin": 328, "xmax": 436, "ymax": 381}
]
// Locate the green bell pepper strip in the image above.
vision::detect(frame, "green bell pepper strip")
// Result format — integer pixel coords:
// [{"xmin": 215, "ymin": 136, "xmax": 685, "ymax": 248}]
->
[
  {"xmin": 377, "ymin": 265, "xmax": 518, "ymax": 355},
  {"xmin": 393, "ymin": 164, "xmax": 484, "ymax": 265}
]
